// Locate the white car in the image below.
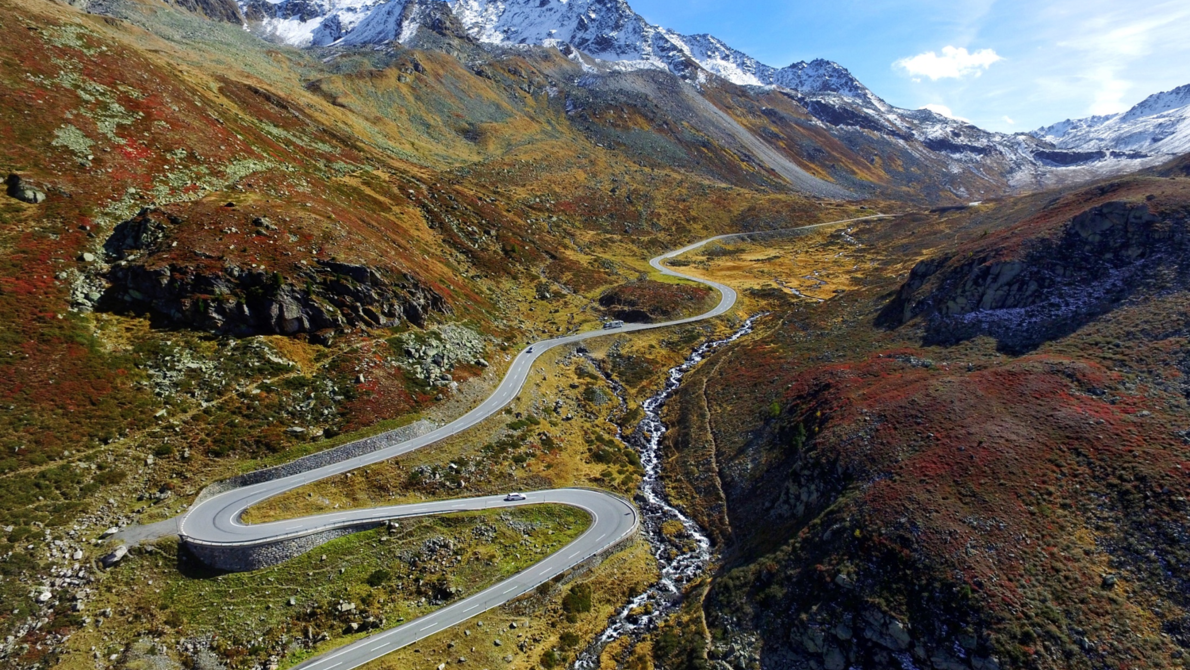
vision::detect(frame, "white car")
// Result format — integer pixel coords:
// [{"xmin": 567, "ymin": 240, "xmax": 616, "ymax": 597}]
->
[{"xmin": 504, "ymin": 493, "xmax": 527, "ymax": 501}]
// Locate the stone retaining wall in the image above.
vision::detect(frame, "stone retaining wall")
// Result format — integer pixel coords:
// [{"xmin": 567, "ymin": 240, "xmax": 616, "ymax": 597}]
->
[
  {"xmin": 184, "ymin": 521, "xmax": 386, "ymax": 572},
  {"xmin": 186, "ymin": 509, "xmax": 638, "ymax": 573},
  {"xmin": 183, "ymin": 433, "xmax": 639, "ymax": 574},
  {"xmin": 192, "ymin": 419, "xmax": 437, "ymax": 505},
  {"xmin": 183, "ymin": 419, "xmax": 435, "ymax": 570}
]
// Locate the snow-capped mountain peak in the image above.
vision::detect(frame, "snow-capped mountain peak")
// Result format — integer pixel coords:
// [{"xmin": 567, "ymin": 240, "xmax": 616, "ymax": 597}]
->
[
  {"xmin": 1030, "ymin": 83, "xmax": 1190, "ymax": 156},
  {"xmin": 240, "ymin": 0, "xmax": 871, "ymax": 100},
  {"xmin": 235, "ymin": 0, "xmax": 1184, "ymax": 188},
  {"xmin": 1031, "ymin": 115, "xmax": 1113, "ymax": 143},
  {"xmin": 1120, "ymin": 84, "xmax": 1190, "ymax": 123},
  {"xmin": 772, "ymin": 59, "xmax": 868, "ymax": 98}
]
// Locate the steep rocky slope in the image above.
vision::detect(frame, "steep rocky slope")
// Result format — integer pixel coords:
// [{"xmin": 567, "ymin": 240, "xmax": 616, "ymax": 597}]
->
[
  {"xmin": 0, "ymin": 0, "xmax": 864, "ymax": 663},
  {"xmin": 235, "ymin": 0, "xmax": 1173, "ymax": 192},
  {"xmin": 658, "ymin": 162, "xmax": 1190, "ymax": 670},
  {"xmin": 877, "ymin": 198, "xmax": 1189, "ymax": 353}
]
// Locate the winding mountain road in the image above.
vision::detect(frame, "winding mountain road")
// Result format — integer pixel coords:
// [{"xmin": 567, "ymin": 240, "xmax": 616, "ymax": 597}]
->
[{"xmin": 172, "ymin": 214, "xmax": 889, "ymax": 670}]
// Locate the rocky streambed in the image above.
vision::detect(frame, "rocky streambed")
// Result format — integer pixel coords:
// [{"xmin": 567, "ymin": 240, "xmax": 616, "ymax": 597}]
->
[{"xmin": 575, "ymin": 314, "xmax": 764, "ymax": 668}]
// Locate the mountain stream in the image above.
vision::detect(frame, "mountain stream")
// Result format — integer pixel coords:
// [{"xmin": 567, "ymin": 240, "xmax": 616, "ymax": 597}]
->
[{"xmin": 574, "ymin": 314, "xmax": 764, "ymax": 667}]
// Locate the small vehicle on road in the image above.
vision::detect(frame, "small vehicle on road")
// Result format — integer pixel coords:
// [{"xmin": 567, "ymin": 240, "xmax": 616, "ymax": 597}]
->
[
  {"xmin": 603, "ymin": 320, "xmax": 625, "ymax": 330},
  {"xmin": 527, "ymin": 347, "xmax": 534, "ymax": 353},
  {"xmin": 504, "ymin": 492, "xmax": 527, "ymax": 501}
]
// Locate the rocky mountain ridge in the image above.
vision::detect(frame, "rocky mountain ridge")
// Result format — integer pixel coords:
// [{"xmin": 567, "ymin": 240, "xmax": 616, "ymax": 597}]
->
[
  {"xmin": 235, "ymin": 0, "xmax": 1178, "ymax": 192},
  {"xmin": 245, "ymin": 0, "xmax": 872, "ymax": 99},
  {"xmin": 1032, "ymin": 83, "xmax": 1190, "ymax": 157},
  {"xmin": 876, "ymin": 200, "xmax": 1189, "ymax": 352}
]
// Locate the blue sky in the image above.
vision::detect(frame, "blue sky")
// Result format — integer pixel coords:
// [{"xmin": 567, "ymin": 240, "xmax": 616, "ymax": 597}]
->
[{"xmin": 628, "ymin": 0, "xmax": 1190, "ymax": 132}]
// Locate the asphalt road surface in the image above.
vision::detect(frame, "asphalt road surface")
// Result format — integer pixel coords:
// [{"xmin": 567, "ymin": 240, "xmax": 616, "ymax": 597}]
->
[{"xmin": 173, "ymin": 215, "xmax": 889, "ymax": 670}]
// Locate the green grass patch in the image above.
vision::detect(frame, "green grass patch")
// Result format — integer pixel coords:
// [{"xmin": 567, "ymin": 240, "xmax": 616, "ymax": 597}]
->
[{"xmin": 104, "ymin": 505, "xmax": 588, "ymax": 669}]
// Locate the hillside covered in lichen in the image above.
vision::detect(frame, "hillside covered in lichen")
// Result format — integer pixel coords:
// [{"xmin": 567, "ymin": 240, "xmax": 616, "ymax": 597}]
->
[
  {"xmin": 658, "ymin": 160, "xmax": 1190, "ymax": 670},
  {"xmin": 2, "ymin": 0, "xmax": 1189, "ymax": 668}
]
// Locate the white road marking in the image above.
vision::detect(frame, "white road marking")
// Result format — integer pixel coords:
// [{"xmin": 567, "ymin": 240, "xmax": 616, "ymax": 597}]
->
[
  {"xmin": 180, "ymin": 217, "xmax": 889, "ymax": 670},
  {"xmin": 464, "ymin": 604, "xmax": 479, "ymax": 612},
  {"xmin": 370, "ymin": 643, "xmax": 389, "ymax": 652}
]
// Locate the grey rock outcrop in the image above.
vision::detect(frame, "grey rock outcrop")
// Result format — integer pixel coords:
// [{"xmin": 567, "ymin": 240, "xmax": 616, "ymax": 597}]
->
[
  {"xmin": 100, "ymin": 208, "xmax": 450, "ymax": 339},
  {"xmin": 103, "ymin": 207, "xmax": 170, "ymax": 258},
  {"xmin": 390, "ymin": 325, "xmax": 487, "ymax": 386},
  {"xmin": 100, "ymin": 545, "xmax": 127, "ymax": 568},
  {"xmin": 877, "ymin": 201, "xmax": 1189, "ymax": 352}
]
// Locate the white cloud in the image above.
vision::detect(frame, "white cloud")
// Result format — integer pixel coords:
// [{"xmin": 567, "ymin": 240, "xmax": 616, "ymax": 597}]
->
[
  {"xmin": 1085, "ymin": 74, "xmax": 1133, "ymax": 116},
  {"xmin": 1002, "ymin": 116, "xmax": 1015, "ymax": 126},
  {"xmin": 921, "ymin": 104, "xmax": 970, "ymax": 123},
  {"xmin": 1024, "ymin": 0, "xmax": 1190, "ymax": 119},
  {"xmin": 895, "ymin": 45, "xmax": 1003, "ymax": 80}
]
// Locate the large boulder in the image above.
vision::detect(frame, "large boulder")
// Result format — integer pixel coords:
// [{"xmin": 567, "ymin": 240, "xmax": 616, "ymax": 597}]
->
[
  {"xmin": 104, "ymin": 208, "xmax": 172, "ymax": 259},
  {"xmin": 6, "ymin": 174, "xmax": 46, "ymax": 204},
  {"xmin": 100, "ymin": 545, "xmax": 127, "ymax": 568}
]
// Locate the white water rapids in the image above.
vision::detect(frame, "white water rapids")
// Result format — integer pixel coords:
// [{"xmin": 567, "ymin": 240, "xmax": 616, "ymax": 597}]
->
[{"xmin": 575, "ymin": 313, "xmax": 764, "ymax": 667}]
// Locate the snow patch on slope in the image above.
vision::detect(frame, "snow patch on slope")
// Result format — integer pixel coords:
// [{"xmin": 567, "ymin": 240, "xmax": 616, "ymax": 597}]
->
[
  {"xmin": 1032, "ymin": 84, "xmax": 1190, "ymax": 156},
  {"xmin": 242, "ymin": 0, "xmax": 387, "ymax": 47},
  {"xmin": 233, "ymin": 0, "xmax": 1179, "ymax": 189},
  {"xmin": 338, "ymin": 0, "xmax": 412, "ymax": 45}
]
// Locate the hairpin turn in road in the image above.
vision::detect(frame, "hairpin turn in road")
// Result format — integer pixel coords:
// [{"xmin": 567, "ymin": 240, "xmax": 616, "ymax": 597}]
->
[{"xmin": 173, "ymin": 215, "xmax": 890, "ymax": 670}]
